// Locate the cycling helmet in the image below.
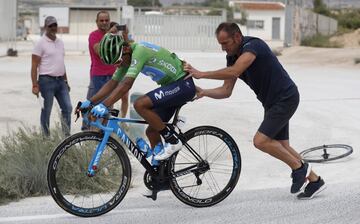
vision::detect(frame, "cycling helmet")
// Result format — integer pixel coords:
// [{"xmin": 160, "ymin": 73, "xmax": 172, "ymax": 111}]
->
[{"xmin": 99, "ymin": 33, "xmax": 125, "ymax": 64}]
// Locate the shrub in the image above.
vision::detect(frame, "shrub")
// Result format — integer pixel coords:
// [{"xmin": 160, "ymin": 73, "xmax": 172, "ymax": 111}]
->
[
  {"xmin": 0, "ymin": 124, "xmax": 64, "ymax": 204},
  {"xmin": 301, "ymin": 34, "xmax": 342, "ymax": 48}
]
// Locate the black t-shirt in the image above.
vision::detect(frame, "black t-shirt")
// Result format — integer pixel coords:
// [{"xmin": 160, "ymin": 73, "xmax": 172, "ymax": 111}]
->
[{"xmin": 227, "ymin": 36, "xmax": 296, "ymax": 108}]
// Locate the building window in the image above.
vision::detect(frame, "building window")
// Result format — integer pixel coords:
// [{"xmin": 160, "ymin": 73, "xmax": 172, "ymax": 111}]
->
[{"xmin": 247, "ymin": 20, "xmax": 264, "ymax": 29}]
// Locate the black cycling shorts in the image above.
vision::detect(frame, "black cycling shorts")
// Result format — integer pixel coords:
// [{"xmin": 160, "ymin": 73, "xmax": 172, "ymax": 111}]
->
[
  {"xmin": 146, "ymin": 77, "xmax": 196, "ymax": 122},
  {"xmin": 258, "ymin": 89, "xmax": 299, "ymax": 140}
]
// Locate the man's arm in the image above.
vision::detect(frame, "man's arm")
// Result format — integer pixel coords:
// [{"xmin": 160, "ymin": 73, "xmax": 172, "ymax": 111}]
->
[
  {"xmin": 31, "ymin": 54, "xmax": 41, "ymax": 97},
  {"xmin": 198, "ymin": 78, "xmax": 237, "ymax": 99},
  {"xmin": 185, "ymin": 52, "xmax": 256, "ymax": 80},
  {"xmin": 102, "ymin": 77, "xmax": 135, "ymax": 107},
  {"xmin": 90, "ymin": 79, "xmax": 119, "ymax": 104}
]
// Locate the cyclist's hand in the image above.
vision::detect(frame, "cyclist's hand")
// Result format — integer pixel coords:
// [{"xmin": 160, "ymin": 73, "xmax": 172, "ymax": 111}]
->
[
  {"xmin": 80, "ymin": 100, "xmax": 92, "ymax": 109},
  {"xmin": 91, "ymin": 103, "xmax": 109, "ymax": 117}
]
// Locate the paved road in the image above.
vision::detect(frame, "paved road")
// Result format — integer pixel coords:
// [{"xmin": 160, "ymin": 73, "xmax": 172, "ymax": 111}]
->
[{"xmin": 0, "ymin": 181, "xmax": 359, "ymax": 224}]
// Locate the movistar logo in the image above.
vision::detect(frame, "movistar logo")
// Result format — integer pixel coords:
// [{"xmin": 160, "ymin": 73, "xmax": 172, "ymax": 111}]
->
[
  {"xmin": 154, "ymin": 90, "xmax": 165, "ymax": 100},
  {"xmin": 94, "ymin": 105, "xmax": 106, "ymax": 113},
  {"xmin": 154, "ymin": 86, "xmax": 180, "ymax": 100}
]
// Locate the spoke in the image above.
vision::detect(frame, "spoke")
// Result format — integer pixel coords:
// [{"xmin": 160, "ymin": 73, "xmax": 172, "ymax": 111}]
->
[
  {"xmin": 208, "ymin": 169, "xmax": 233, "ymax": 175},
  {"xmin": 206, "ymin": 141, "xmax": 227, "ymax": 162},
  {"xmin": 208, "ymin": 170, "xmax": 221, "ymax": 193},
  {"xmin": 176, "ymin": 173, "xmax": 196, "ymax": 182},
  {"xmin": 188, "ymin": 176, "xmax": 198, "ymax": 197},
  {"xmin": 177, "ymin": 149, "xmax": 198, "ymax": 164},
  {"xmin": 203, "ymin": 174, "xmax": 216, "ymax": 196},
  {"xmin": 209, "ymin": 144, "xmax": 229, "ymax": 165}
]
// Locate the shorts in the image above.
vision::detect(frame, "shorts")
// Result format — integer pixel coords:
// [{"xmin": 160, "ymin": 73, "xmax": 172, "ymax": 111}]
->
[
  {"xmin": 146, "ymin": 77, "xmax": 196, "ymax": 122},
  {"xmin": 258, "ymin": 89, "xmax": 300, "ymax": 140}
]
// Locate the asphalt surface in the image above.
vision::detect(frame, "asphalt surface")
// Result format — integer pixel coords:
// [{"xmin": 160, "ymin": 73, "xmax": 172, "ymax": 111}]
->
[{"xmin": 0, "ymin": 46, "xmax": 359, "ymax": 223}]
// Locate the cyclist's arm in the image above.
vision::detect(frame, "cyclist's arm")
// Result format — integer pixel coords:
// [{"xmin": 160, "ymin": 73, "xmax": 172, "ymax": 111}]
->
[
  {"xmin": 90, "ymin": 79, "xmax": 118, "ymax": 104},
  {"xmin": 102, "ymin": 77, "xmax": 134, "ymax": 107},
  {"xmin": 200, "ymin": 78, "xmax": 237, "ymax": 99}
]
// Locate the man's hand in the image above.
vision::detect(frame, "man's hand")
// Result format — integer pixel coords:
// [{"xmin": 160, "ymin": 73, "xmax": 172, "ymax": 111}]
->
[
  {"xmin": 194, "ymin": 85, "xmax": 205, "ymax": 100},
  {"xmin": 91, "ymin": 103, "xmax": 109, "ymax": 117},
  {"xmin": 109, "ymin": 25, "xmax": 118, "ymax": 34},
  {"xmin": 184, "ymin": 62, "xmax": 205, "ymax": 79},
  {"xmin": 32, "ymin": 83, "xmax": 39, "ymax": 97}
]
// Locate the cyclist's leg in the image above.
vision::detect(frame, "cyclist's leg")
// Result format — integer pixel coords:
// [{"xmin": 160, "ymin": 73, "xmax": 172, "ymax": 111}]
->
[
  {"xmin": 134, "ymin": 78, "xmax": 195, "ymax": 158},
  {"xmin": 145, "ymin": 107, "xmax": 176, "ymax": 148},
  {"xmin": 134, "ymin": 77, "xmax": 195, "ymax": 131}
]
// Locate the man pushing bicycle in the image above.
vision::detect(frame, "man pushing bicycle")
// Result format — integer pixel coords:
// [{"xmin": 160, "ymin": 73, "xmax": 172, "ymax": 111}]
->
[{"xmin": 79, "ymin": 26, "xmax": 195, "ymax": 161}]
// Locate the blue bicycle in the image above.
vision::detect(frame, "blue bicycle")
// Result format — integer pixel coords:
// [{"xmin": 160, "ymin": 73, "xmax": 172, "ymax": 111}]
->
[{"xmin": 47, "ymin": 102, "xmax": 241, "ymax": 217}]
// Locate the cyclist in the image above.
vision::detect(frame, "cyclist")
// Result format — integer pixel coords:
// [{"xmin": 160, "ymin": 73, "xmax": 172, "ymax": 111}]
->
[
  {"xmin": 80, "ymin": 30, "xmax": 195, "ymax": 161},
  {"xmin": 185, "ymin": 22, "xmax": 325, "ymax": 199}
]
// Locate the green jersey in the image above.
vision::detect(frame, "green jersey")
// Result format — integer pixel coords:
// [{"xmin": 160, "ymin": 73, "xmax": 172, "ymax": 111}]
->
[{"xmin": 112, "ymin": 42, "xmax": 186, "ymax": 86}]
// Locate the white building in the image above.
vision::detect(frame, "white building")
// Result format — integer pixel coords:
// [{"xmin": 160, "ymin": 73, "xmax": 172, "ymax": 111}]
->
[{"xmin": 230, "ymin": 1, "xmax": 285, "ymax": 41}]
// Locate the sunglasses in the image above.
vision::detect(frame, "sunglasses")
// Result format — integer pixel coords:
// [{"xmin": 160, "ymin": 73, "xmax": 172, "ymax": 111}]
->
[{"xmin": 48, "ymin": 23, "xmax": 58, "ymax": 28}]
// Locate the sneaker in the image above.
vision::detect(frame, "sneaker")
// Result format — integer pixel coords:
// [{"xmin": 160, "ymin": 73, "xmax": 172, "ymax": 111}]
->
[
  {"xmin": 153, "ymin": 140, "xmax": 182, "ymax": 161},
  {"xmin": 290, "ymin": 162, "xmax": 312, "ymax": 194},
  {"xmin": 297, "ymin": 177, "xmax": 326, "ymax": 200}
]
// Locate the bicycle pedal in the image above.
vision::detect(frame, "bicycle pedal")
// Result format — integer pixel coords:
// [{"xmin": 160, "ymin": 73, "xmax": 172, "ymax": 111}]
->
[{"xmin": 143, "ymin": 191, "xmax": 157, "ymax": 201}]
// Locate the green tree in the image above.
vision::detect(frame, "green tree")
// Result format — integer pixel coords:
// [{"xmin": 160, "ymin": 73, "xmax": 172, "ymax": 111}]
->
[
  {"xmin": 128, "ymin": 0, "xmax": 162, "ymax": 7},
  {"xmin": 313, "ymin": 0, "xmax": 331, "ymax": 16}
]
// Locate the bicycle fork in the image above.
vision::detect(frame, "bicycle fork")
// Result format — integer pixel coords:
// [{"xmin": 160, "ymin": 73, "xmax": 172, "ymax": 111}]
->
[{"xmin": 87, "ymin": 130, "xmax": 112, "ymax": 177}]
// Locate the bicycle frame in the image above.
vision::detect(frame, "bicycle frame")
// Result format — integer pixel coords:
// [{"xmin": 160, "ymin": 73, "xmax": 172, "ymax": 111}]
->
[
  {"xmin": 82, "ymin": 106, "xmax": 205, "ymax": 180},
  {"xmin": 85, "ymin": 116, "xmax": 157, "ymax": 177}
]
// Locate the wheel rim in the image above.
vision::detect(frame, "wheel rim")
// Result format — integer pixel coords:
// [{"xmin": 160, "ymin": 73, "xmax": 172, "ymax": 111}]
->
[
  {"xmin": 300, "ymin": 144, "xmax": 353, "ymax": 163},
  {"xmin": 51, "ymin": 137, "xmax": 127, "ymax": 212},
  {"xmin": 171, "ymin": 131, "xmax": 239, "ymax": 202}
]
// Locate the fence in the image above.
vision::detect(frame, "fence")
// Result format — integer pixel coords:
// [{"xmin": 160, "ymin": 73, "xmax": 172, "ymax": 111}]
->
[
  {"xmin": 284, "ymin": 5, "xmax": 338, "ymax": 46},
  {"xmin": 131, "ymin": 14, "xmax": 225, "ymax": 51}
]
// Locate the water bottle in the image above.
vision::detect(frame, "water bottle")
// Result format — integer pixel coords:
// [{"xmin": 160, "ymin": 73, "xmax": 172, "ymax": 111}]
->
[
  {"xmin": 151, "ymin": 142, "xmax": 163, "ymax": 166},
  {"xmin": 136, "ymin": 138, "xmax": 152, "ymax": 158}
]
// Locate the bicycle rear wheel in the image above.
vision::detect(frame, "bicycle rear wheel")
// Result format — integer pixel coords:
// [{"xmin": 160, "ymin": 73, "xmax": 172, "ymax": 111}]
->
[
  {"xmin": 169, "ymin": 126, "xmax": 241, "ymax": 207},
  {"xmin": 300, "ymin": 144, "xmax": 353, "ymax": 163},
  {"xmin": 47, "ymin": 131, "xmax": 131, "ymax": 217}
]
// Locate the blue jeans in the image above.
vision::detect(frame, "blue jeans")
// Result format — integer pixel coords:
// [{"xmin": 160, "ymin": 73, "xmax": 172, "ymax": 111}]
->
[
  {"xmin": 86, "ymin": 75, "xmax": 113, "ymax": 99},
  {"xmin": 83, "ymin": 75, "xmax": 112, "ymax": 130},
  {"xmin": 39, "ymin": 75, "xmax": 72, "ymax": 136}
]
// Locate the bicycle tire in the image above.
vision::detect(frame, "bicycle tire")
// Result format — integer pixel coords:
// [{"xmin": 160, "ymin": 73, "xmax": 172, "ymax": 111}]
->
[
  {"xmin": 169, "ymin": 126, "xmax": 241, "ymax": 207},
  {"xmin": 47, "ymin": 131, "xmax": 132, "ymax": 217},
  {"xmin": 300, "ymin": 144, "xmax": 353, "ymax": 163}
]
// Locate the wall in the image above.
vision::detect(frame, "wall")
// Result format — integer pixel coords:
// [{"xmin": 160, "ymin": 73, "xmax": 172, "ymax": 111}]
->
[
  {"xmin": 132, "ymin": 14, "xmax": 225, "ymax": 51},
  {"xmin": 234, "ymin": 9, "xmax": 285, "ymax": 41},
  {"xmin": 0, "ymin": 0, "xmax": 17, "ymax": 42},
  {"xmin": 69, "ymin": 9, "xmax": 118, "ymax": 35},
  {"xmin": 284, "ymin": 5, "xmax": 338, "ymax": 46}
]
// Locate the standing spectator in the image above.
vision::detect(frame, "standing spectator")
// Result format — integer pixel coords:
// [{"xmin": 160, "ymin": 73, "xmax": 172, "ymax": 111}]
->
[
  {"xmin": 84, "ymin": 11, "xmax": 128, "ymax": 130},
  {"xmin": 31, "ymin": 16, "xmax": 72, "ymax": 136}
]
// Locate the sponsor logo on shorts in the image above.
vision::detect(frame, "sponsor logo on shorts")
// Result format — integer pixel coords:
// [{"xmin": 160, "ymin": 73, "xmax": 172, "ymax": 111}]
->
[{"xmin": 154, "ymin": 86, "xmax": 180, "ymax": 100}]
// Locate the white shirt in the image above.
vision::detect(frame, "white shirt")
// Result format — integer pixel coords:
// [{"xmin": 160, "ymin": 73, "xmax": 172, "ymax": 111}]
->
[{"xmin": 32, "ymin": 35, "xmax": 65, "ymax": 77}]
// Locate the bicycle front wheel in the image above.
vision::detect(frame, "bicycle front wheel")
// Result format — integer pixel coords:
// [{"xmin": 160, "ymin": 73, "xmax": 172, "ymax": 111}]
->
[
  {"xmin": 169, "ymin": 126, "xmax": 241, "ymax": 207},
  {"xmin": 47, "ymin": 131, "xmax": 131, "ymax": 217}
]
